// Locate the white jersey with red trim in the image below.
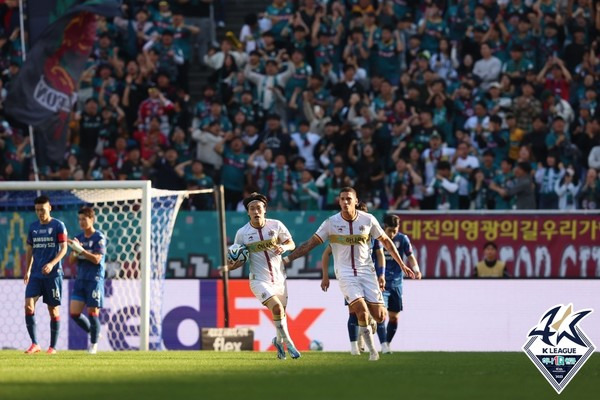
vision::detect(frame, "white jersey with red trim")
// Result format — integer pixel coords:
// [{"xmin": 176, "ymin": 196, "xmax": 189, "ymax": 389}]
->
[
  {"xmin": 315, "ymin": 210, "xmax": 385, "ymax": 279},
  {"xmin": 234, "ymin": 219, "xmax": 292, "ymax": 284}
]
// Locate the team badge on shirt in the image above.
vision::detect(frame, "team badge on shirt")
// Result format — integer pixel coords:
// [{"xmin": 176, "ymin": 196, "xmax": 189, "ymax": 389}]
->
[
  {"xmin": 523, "ymin": 304, "xmax": 595, "ymax": 394},
  {"xmin": 48, "ymin": 228, "xmax": 53, "ymax": 234}
]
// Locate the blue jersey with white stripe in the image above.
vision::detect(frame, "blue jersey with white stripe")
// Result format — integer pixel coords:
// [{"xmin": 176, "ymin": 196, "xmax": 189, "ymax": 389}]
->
[
  {"xmin": 27, "ymin": 218, "xmax": 67, "ymax": 278},
  {"xmin": 74, "ymin": 230, "xmax": 106, "ymax": 281},
  {"xmin": 373, "ymin": 232, "xmax": 413, "ymax": 287}
]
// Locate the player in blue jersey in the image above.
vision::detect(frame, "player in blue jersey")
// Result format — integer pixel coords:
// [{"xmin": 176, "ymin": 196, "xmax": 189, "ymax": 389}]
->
[
  {"xmin": 68, "ymin": 206, "xmax": 106, "ymax": 354},
  {"xmin": 24, "ymin": 196, "xmax": 68, "ymax": 354},
  {"xmin": 372, "ymin": 214, "xmax": 421, "ymax": 354}
]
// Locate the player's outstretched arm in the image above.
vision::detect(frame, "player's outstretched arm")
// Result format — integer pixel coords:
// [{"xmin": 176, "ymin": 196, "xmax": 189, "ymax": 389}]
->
[
  {"xmin": 274, "ymin": 239, "xmax": 295, "ymax": 255},
  {"xmin": 283, "ymin": 235, "xmax": 322, "ymax": 265},
  {"xmin": 378, "ymin": 234, "xmax": 415, "ymax": 279}
]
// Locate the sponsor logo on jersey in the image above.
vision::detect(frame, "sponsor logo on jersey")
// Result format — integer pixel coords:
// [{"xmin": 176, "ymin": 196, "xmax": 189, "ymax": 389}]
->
[{"xmin": 523, "ymin": 304, "xmax": 595, "ymax": 394}]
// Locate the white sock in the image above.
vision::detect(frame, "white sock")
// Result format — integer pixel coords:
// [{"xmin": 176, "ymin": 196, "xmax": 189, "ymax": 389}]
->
[
  {"xmin": 274, "ymin": 315, "xmax": 295, "ymax": 346},
  {"xmin": 359, "ymin": 325, "xmax": 376, "ymax": 353}
]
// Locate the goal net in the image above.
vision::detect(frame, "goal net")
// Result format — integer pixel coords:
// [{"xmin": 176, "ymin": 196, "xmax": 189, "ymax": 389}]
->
[{"xmin": 0, "ymin": 181, "xmax": 209, "ymax": 351}]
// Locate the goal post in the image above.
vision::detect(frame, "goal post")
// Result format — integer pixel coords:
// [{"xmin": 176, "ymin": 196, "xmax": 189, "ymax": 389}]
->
[{"xmin": 0, "ymin": 180, "xmax": 224, "ymax": 351}]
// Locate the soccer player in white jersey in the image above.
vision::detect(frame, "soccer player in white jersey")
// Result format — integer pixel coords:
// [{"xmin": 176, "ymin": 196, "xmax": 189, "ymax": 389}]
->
[
  {"xmin": 284, "ymin": 187, "xmax": 415, "ymax": 361},
  {"xmin": 227, "ymin": 192, "xmax": 301, "ymax": 359},
  {"xmin": 320, "ymin": 202, "xmax": 385, "ymax": 356}
]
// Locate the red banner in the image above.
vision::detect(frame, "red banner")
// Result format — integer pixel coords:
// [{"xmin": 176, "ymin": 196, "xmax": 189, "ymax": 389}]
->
[{"xmin": 393, "ymin": 213, "xmax": 600, "ymax": 278}]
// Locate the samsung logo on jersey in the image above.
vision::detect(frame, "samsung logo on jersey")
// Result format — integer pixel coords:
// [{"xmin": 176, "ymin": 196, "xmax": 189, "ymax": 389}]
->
[{"xmin": 33, "ymin": 237, "xmax": 54, "ymax": 242}]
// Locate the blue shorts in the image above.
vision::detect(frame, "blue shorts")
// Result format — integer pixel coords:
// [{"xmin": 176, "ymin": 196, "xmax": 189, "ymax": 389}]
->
[
  {"xmin": 71, "ymin": 279, "xmax": 104, "ymax": 308},
  {"xmin": 25, "ymin": 276, "xmax": 63, "ymax": 307},
  {"xmin": 383, "ymin": 285, "xmax": 403, "ymax": 313}
]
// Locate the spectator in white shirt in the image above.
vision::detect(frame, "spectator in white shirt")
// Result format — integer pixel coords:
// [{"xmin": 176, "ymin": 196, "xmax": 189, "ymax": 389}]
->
[
  {"xmin": 555, "ymin": 167, "xmax": 580, "ymax": 210},
  {"xmin": 473, "ymin": 43, "xmax": 502, "ymax": 91},
  {"xmin": 454, "ymin": 141, "xmax": 480, "ymax": 209},
  {"xmin": 290, "ymin": 120, "xmax": 321, "ymax": 173}
]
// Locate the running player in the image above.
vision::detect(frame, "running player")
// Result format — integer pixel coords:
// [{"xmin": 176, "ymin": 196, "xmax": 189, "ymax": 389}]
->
[
  {"xmin": 284, "ymin": 187, "xmax": 415, "ymax": 361},
  {"xmin": 24, "ymin": 196, "xmax": 68, "ymax": 354},
  {"xmin": 68, "ymin": 207, "xmax": 107, "ymax": 354},
  {"xmin": 373, "ymin": 214, "xmax": 421, "ymax": 354},
  {"xmin": 227, "ymin": 192, "xmax": 301, "ymax": 359},
  {"xmin": 320, "ymin": 202, "xmax": 385, "ymax": 355}
]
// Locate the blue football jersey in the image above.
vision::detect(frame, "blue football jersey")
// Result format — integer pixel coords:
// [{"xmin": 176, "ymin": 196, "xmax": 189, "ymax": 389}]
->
[
  {"xmin": 373, "ymin": 232, "xmax": 413, "ymax": 286},
  {"xmin": 74, "ymin": 230, "xmax": 106, "ymax": 281},
  {"xmin": 27, "ymin": 218, "xmax": 67, "ymax": 278}
]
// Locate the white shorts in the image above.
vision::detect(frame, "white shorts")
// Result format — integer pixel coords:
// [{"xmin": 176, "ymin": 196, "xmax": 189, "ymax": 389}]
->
[
  {"xmin": 339, "ymin": 273, "xmax": 383, "ymax": 305},
  {"xmin": 250, "ymin": 279, "xmax": 288, "ymax": 307}
]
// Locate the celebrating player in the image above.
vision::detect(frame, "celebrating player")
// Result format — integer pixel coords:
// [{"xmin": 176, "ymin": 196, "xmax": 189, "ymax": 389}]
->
[
  {"xmin": 68, "ymin": 207, "xmax": 106, "ymax": 354},
  {"xmin": 320, "ymin": 202, "xmax": 385, "ymax": 356},
  {"xmin": 284, "ymin": 187, "xmax": 415, "ymax": 361},
  {"xmin": 227, "ymin": 192, "xmax": 301, "ymax": 360},
  {"xmin": 372, "ymin": 214, "xmax": 421, "ymax": 354},
  {"xmin": 24, "ymin": 196, "xmax": 68, "ymax": 354}
]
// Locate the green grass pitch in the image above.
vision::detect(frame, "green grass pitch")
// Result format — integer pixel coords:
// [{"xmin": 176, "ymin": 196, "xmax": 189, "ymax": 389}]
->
[{"xmin": 0, "ymin": 351, "xmax": 598, "ymax": 400}]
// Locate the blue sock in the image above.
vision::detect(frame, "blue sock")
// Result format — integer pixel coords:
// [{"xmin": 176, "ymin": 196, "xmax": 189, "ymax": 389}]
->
[
  {"xmin": 89, "ymin": 314, "xmax": 100, "ymax": 344},
  {"xmin": 71, "ymin": 313, "xmax": 91, "ymax": 333},
  {"xmin": 387, "ymin": 321, "xmax": 398, "ymax": 343},
  {"xmin": 347, "ymin": 313, "xmax": 358, "ymax": 342},
  {"xmin": 377, "ymin": 322, "xmax": 387, "ymax": 344},
  {"xmin": 50, "ymin": 318, "xmax": 60, "ymax": 348},
  {"xmin": 25, "ymin": 314, "xmax": 37, "ymax": 344}
]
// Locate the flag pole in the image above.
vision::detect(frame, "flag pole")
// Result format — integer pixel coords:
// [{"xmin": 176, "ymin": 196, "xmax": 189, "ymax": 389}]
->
[{"xmin": 18, "ymin": 0, "xmax": 40, "ymax": 182}]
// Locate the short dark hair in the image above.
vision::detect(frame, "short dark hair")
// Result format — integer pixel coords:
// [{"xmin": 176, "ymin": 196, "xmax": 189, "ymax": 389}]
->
[
  {"xmin": 383, "ymin": 214, "xmax": 400, "ymax": 228},
  {"xmin": 343, "ymin": 64, "xmax": 356, "ymax": 73},
  {"xmin": 489, "ymin": 115, "xmax": 502, "ymax": 125},
  {"xmin": 243, "ymin": 192, "xmax": 268, "ymax": 210},
  {"xmin": 34, "ymin": 195, "xmax": 50, "ymax": 205},
  {"xmin": 517, "ymin": 161, "xmax": 532, "ymax": 174},
  {"xmin": 340, "ymin": 186, "xmax": 357, "ymax": 197},
  {"xmin": 437, "ymin": 160, "xmax": 451, "ymax": 171},
  {"xmin": 483, "ymin": 241, "xmax": 497, "ymax": 250},
  {"xmin": 502, "ymin": 158, "xmax": 515, "ymax": 167},
  {"xmin": 78, "ymin": 206, "xmax": 95, "ymax": 219}
]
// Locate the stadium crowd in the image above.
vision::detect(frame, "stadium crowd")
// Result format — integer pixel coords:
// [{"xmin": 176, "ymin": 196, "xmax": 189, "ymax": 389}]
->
[{"xmin": 1, "ymin": 0, "xmax": 600, "ymax": 211}]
